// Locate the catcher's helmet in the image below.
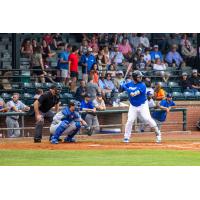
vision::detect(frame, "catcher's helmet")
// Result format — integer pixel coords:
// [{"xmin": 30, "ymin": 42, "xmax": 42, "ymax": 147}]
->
[
  {"xmin": 132, "ymin": 70, "xmax": 144, "ymax": 82},
  {"xmin": 69, "ymin": 100, "xmax": 81, "ymax": 111}
]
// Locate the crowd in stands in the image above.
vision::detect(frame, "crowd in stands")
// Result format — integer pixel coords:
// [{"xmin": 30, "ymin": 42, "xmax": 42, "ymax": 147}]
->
[{"xmin": 1, "ymin": 33, "xmax": 200, "ymax": 107}]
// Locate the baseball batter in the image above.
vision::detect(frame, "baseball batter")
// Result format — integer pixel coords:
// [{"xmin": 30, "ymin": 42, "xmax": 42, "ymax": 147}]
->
[{"xmin": 121, "ymin": 70, "xmax": 161, "ymax": 143}]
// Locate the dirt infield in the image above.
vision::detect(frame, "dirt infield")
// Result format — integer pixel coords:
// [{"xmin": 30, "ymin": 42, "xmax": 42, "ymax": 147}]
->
[{"xmin": 1, "ymin": 131, "xmax": 200, "ymax": 151}]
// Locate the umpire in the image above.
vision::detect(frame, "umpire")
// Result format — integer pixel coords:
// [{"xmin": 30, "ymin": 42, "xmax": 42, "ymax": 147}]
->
[{"xmin": 34, "ymin": 85, "xmax": 60, "ymax": 143}]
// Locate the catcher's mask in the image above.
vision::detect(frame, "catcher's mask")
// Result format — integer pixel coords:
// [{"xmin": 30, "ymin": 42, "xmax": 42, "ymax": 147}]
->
[
  {"xmin": 69, "ymin": 100, "xmax": 81, "ymax": 112},
  {"xmin": 132, "ymin": 70, "xmax": 144, "ymax": 82}
]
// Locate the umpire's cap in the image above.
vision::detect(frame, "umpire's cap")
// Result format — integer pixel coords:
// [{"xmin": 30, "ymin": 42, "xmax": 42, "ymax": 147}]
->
[
  {"xmin": 132, "ymin": 70, "xmax": 144, "ymax": 79},
  {"xmin": 50, "ymin": 84, "xmax": 62, "ymax": 91}
]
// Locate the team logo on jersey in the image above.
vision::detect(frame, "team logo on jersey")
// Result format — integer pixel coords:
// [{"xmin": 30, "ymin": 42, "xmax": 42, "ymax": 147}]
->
[{"xmin": 129, "ymin": 87, "xmax": 137, "ymax": 90}]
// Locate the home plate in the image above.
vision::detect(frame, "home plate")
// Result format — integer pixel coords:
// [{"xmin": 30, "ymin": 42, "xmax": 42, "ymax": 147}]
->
[{"xmin": 88, "ymin": 144, "xmax": 102, "ymax": 147}]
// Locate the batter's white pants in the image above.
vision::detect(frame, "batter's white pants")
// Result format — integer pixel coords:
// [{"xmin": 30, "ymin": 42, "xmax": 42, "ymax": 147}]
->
[{"xmin": 124, "ymin": 101, "xmax": 159, "ymax": 139}]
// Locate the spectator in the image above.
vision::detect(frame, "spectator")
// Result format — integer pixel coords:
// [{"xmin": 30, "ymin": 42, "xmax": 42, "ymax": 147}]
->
[
  {"xmin": 1, "ymin": 70, "xmax": 12, "ymax": 90},
  {"xmin": 0, "ymin": 97, "xmax": 8, "ymax": 112},
  {"xmin": 135, "ymin": 54, "xmax": 147, "ymax": 71},
  {"xmin": 52, "ymin": 33, "xmax": 63, "ymax": 50},
  {"xmin": 128, "ymin": 33, "xmax": 140, "ymax": 50},
  {"xmin": 133, "ymin": 47, "xmax": 143, "ymax": 64},
  {"xmin": 179, "ymin": 72, "xmax": 194, "ymax": 93},
  {"xmin": 181, "ymin": 35, "xmax": 197, "ymax": 67},
  {"xmin": 118, "ymin": 38, "xmax": 132, "ymax": 57},
  {"xmin": 68, "ymin": 45, "xmax": 79, "ymax": 92},
  {"xmin": 96, "ymin": 48, "xmax": 107, "ymax": 76},
  {"xmin": 110, "ymin": 34, "xmax": 119, "ymax": 47},
  {"xmin": 167, "ymin": 33, "xmax": 180, "ymax": 49},
  {"xmin": 90, "ymin": 63, "xmax": 99, "ymax": 84},
  {"xmin": 113, "ymin": 70, "xmax": 124, "ymax": 89},
  {"xmin": 107, "ymin": 64, "xmax": 116, "ymax": 78},
  {"xmin": 75, "ymin": 80, "xmax": 87, "ymax": 102},
  {"xmin": 79, "ymin": 38, "xmax": 89, "ymax": 55},
  {"xmin": 41, "ymin": 39, "xmax": 56, "ymax": 65},
  {"xmin": 34, "ymin": 85, "xmax": 60, "ymax": 143},
  {"xmin": 110, "ymin": 45, "xmax": 124, "ymax": 66},
  {"xmin": 6, "ymin": 93, "xmax": 30, "ymax": 138},
  {"xmin": 189, "ymin": 69, "xmax": 200, "ymax": 92},
  {"xmin": 32, "ymin": 39, "xmax": 38, "ymax": 53},
  {"xmin": 80, "ymin": 47, "xmax": 96, "ymax": 82},
  {"xmin": 57, "ymin": 43, "xmax": 71, "ymax": 85},
  {"xmin": 152, "ymin": 93, "xmax": 176, "ymax": 129},
  {"xmin": 143, "ymin": 47, "xmax": 152, "ymax": 67},
  {"xmin": 86, "ymin": 76, "xmax": 100, "ymax": 101},
  {"xmin": 99, "ymin": 34, "xmax": 110, "ymax": 47},
  {"xmin": 21, "ymin": 38, "xmax": 33, "ymax": 58},
  {"xmin": 34, "ymin": 89, "xmax": 44, "ymax": 101},
  {"xmin": 150, "ymin": 45, "xmax": 163, "ymax": 63},
  {"xmin": 43, "ymin": 33, "xmax": 53, "ymax": 46},
  {"xmin": 93, "ymin": 92, "xmax": 106, "ymax": 111},
  {"xmin": 153, "ymin": 58, "xmax": 169, "ymax": 83},
  {"xmin": 139, "ymin": 33, "xmax": 150, "ymax": 48},
  {"xmin": 89, "ymin": 36, "xmax": 99, "ymax": 55},
  {"xmin": 165, "ymin": 44, "xmax": 184, "ymax": 68},
  {"xmin": 104, "ymin": 73, "xmax": 116, "ymax": 91},
  {"xmin": 80, "ymin": 93, "xmax": 99, "ymax": 132},
  {"xmin": 31, "ymin": 46, "xmax": 46, "ymax": 83},
  {"xmin": 154, "ymin": 82, "xmax": 166, "ymax": 100}
]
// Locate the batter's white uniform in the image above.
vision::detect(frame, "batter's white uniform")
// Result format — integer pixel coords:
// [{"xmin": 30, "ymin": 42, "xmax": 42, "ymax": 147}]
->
[{"xmin": 121, "ymin": 80, "xmax": 161, "ymax": 142}]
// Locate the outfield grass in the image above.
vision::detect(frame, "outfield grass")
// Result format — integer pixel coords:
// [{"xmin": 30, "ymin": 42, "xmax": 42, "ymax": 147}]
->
[{"xmin": 0, "ymin": 149, "xmax": 200, "ymax": 166}]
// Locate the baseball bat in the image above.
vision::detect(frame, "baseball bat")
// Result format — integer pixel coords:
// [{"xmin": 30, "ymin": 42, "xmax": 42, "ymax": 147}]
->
[{"xmin": 123, "ymin": 63, "xmax": 133, "ymax": 81}]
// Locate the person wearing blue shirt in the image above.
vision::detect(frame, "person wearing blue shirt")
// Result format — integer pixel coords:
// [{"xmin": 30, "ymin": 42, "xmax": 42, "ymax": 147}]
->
[
  {"xmin": 81, "ymin": 93, "xmax": 99, "ymax": 132},
  {"xmin": 50, "ymin": 100, "xmax": 87, "ymax": 144},
  {"xmin": 150, "ymin": 45, "xmax": 163, "ymax": 62},
  {"xmin": 80, "ymin": 47, "xmax": 96, "ymax": 81},
  {"xmin": 121, "ymin": 70, "xmax": 161, "ymax": 143},
  {"xmin": 57, "ymin": 43, "xmax": 71, "ymax": 85},
  {"xmin": 152, "ymin": 93, "xmax": 176, "ymax": 128}
]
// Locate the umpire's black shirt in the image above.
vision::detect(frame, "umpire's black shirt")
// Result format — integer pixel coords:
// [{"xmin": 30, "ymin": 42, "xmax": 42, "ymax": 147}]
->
[{"xmin": 38, "ymin": 91, "xmax": 59, "ymax": 113}]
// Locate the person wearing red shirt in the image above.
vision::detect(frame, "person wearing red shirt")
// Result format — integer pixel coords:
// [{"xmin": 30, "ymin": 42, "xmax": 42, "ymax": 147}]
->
[
  {"xmin": 68, "ymin": 45, "xmax": 79, "ymax": 92},
  {"xmin": 43, "ymin": 33, "xmax": 53, "ymax": 46}
]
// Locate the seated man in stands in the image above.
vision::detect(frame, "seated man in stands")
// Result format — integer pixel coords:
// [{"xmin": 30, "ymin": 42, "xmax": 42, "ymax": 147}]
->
[
  {"xmin": 152, "ymin": 93, "xmax": 176, "ymax": 129},
  {"xmin": 189, "ymin": 69, "xmax": 200, "ymax": 92},
  {"xmin": 179, "ymin": 72, "xmax": 194, "ymax": 93},
  {"xmin": 154, "ymin": 82, "xmax": 166, "ymax": 101},
  {"xmin": 150, "ymin": 45, "xmax": 163, "ymax": 63},
  {"xmin": 113, "ymin": 70, "xmax": 124, "ymax": 90},
  {"xmin": 81, "ymin": 93, "xmax": 99, "ymax": 133},
  {"xmin": 93, "ymin": 92, "xmax": 106, "ymax": 111},
  {"xmin": 6, "ymin": 93, "xmax": 30, "ymax": 138},
  {"xmin": 165, "ymin": 44, "xmax": 184, "ymax": 68},
  {"xmin": 153, "ymin": 58, "xmax": 170, "ymax": 83},
  {"xmin": 110, "ymin": 45, "xmax": 124, "ymax": 67},
  {"xmin": 75, "ymin": 80, "xmax": 87, "ymax": 102},
  {"xmin": 0, "ymin": 97, "xmax": 8, "ymax": 112}
]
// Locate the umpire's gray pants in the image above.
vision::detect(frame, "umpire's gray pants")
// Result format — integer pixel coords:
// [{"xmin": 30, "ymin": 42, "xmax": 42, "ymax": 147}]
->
[
  {"xmin": 34, "ymin": 110, "xmax": 54, "ymax": 140},
  {"xmin": 85, "ymin": 114, "xmax": 99, "ymax": 131},
  {"xmin": 6, "ymin": 117, "xmax": 20, "ymax": 138}
]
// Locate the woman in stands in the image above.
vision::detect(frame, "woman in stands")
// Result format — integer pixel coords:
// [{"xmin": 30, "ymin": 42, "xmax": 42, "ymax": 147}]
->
[
  {"xmin": 21, "ymin": 38, "xmax": 33, "ymax": 58},
  {"xmin": 31, "ymin": 46, "xmax": 46, "ymax": 83},
  {"xmin": 90, "ymin": 63, "xmax": 99, "ymax": 84}
]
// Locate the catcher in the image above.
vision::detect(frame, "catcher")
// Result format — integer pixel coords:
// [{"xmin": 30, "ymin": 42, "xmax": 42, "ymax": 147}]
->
[{"xmin": 50, "ymin": 100, "xmax": 93, "ymax": 144}]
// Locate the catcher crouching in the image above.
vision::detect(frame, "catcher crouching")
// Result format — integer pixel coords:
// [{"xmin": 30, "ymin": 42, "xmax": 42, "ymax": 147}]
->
[{"xmin": 50, "ymin": 100, "xmax": 93, "ymax": 144}]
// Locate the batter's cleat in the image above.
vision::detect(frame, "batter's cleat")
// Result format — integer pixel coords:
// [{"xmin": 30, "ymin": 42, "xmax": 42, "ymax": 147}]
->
[
  {"xmin": 51, "ymin": 138, "xmax": 59, "ymax": 144},
  {"xmin": 64, "ymin": 137, "xmax": 76, "ymax": 143},
  {"xmin": 156, "ymin": 135, "xmax": 162, "ymax": 143},
  {"xmin": 123, "ymin": 138, "xmax": 129, "ymax": 143},
  {"xmin": 34, "ymin": 139, "xmax": 41, "ymax": 143}
]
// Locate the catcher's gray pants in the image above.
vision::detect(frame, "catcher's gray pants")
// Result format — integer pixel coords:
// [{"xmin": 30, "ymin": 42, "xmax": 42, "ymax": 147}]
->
[
  {"xmin": 34, "ymin": 110, "xmax": 54, "ymax": 140},
  {"xmin": 50, "ymin": 121, "xmax": 77, "ymax": 136},
  {"xmin": 6, "ymin": 116, "xmax": 20, "ymax": 137},
  {"xmin": 85, "ymin": 114, "xmax": 99, "ymax": 131}
]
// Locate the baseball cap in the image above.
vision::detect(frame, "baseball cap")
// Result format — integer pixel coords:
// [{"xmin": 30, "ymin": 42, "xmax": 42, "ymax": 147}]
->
[
  {"xmin": 116, "ymin": 70, "xmax": 124, "ymax": 75},
  {"xmin": 153, "ymin": 45, "xmax": 159, "ymax": 48},
  {"xmin": 145, "ymin": 47, "xmax": 150, "ymax": 52},
  {"xmin": 192, "ymin": 69, "xmax": 198, "ymax": 73},
  {"xmin": 182, "ymin": 72, "xmax": 188, "ymax": 76},
  {"xmin": 85, "ymin": 93, "xmax": 92, "ymax": 98},
  {"xmin": 167, "ymin": 93, "xmax": 173, "ymax": 98},
  {"xmin": 50, "ymin": 84, "xmax": 59, "ymax": 90},
  {"xmin": 147, "ymin": 91, "xmax": 153, "ymax": 96},
  {"xmin": 87, "ymin": 47, "xmax": 93, "ymax": 52},
  {"xmin": 97, "ymin": 92, "xmax": 102, "ymax": 97}
]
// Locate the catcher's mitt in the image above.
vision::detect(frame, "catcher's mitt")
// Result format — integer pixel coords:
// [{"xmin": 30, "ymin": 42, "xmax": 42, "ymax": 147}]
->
[{"xmin": 83, "ymin": 125, "xmax": 95, "ymax": 136}]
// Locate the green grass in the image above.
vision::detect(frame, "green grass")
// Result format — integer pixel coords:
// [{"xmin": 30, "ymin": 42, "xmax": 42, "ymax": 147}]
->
[{"xmin": 1, "ymin": 149, "xmax": 200, "ymax": 166}]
